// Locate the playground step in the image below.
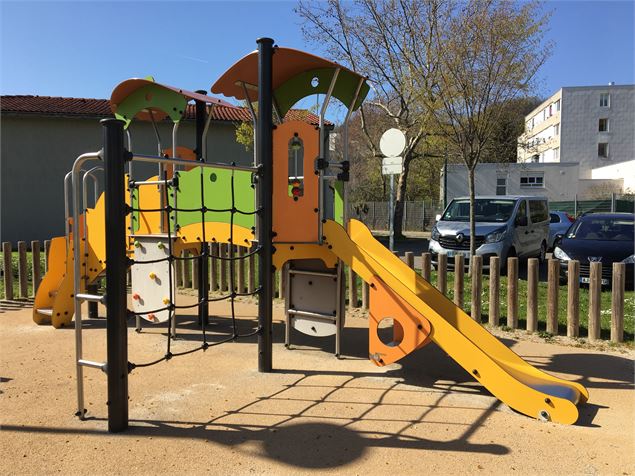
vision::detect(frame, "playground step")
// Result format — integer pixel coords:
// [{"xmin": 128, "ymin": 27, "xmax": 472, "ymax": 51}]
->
[
  {"xmin": 36, "ymin": 308, "xmax": 54, "ymax": 317},
  {"xmin": 288, "ymin": 268, "xmax": 338, "ymax": 278}
]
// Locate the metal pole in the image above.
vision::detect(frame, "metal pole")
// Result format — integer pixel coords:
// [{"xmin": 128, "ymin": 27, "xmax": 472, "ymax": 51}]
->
[
  {"xmin": 443, "ymin": 146, "xmax": 448, "ymax": 209},
  {"xmin": 102, "ymin": 118, "xmax": 129, "ymax": 433},
  {"xmin": 389, "ymin": 173, "xmax": 395, "ymax": 252},
  {"xmin": 195, "ymin": 91, "xmax": 209, "ymax": 326},
  {"xmin": 257, "ymin": 38, "xmax": 274, "ymax": 373}
]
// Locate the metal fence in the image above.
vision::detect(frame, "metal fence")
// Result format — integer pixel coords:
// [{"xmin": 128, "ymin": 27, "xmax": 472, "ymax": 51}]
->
[
  {"xmin": 348, "ymin": 200, "xmax": 444, "ymax": 232},
  {"xmin": 551, "ymin": 194, "xmax": 635, "ymax": 217}
]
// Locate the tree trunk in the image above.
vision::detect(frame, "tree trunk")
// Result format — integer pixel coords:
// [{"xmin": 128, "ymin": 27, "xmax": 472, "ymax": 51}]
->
[
  {"xmin": 468, "ymin": 167, "xmax": 476, "ymax": 263},
  {"xmin": 393, "ymin": 155, "xmax": 412, "ymax": 239}
]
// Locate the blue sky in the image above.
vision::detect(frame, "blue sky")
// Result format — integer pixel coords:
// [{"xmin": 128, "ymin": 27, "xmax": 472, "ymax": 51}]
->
[{"xmin": 1, "ymin": 0, "xmax": 633, "ymax": 109}]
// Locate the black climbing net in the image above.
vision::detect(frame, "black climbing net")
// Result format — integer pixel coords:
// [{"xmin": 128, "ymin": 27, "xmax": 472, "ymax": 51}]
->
[{"xmin": 126, "ymin": 165, "xmax": 262, "ymax": 370}]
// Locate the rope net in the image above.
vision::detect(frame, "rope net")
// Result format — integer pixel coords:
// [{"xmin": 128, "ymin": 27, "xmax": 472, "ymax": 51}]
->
[{"xmin": 126, "ymin": 165, "xmax": 262, "ymax": 370}]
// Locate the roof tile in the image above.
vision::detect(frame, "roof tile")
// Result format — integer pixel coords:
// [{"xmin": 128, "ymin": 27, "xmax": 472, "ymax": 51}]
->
[{"xmin": 1, "ymin": 95, "xmax": 322, "ymax": 125}]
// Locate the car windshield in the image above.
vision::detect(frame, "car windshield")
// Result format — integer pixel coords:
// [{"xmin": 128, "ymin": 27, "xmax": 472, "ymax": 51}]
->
[
  {"xmin": 441, "ymin": 199, "xmax": 516, "ymax": 223},
  {"xmin": 566, "ymin": 217, "xmax": 635, "ymax": 241}
]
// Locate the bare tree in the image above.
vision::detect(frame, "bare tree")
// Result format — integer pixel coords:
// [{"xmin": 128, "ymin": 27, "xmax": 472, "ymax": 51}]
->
[
  {"xmin": 296, "ymin": 0, "xmax": 440, "ymax": 238},
  {"xmin": 427, "ymin": 0, "xmax": 552, "ymax": 258}
]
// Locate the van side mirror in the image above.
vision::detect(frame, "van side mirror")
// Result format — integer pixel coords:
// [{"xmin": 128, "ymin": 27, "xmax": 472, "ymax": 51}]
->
[
  {"xmin": 554, "ymin": 233, "xmax": 563, "ymax": 245},
  {"xmin": 516, "ymin": 216, "xmax": 528, "ymax": 227},
  {"xmin": 435, "ymin": 214, "xmax": 441, "ymax": 222}
]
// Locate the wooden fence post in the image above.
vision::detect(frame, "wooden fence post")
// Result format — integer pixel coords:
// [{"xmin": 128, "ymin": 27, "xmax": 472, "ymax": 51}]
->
[
  {"xmin": 437, "ymin": 253, "xmax": 447, "ymax": 295},
  {"xmin": 454, "ymin": 254, "xmax": 464, "ymax": 308},
  {"xmin": 361, "ymin": 281, "xmax": 369, "ymax": 310},
  {"xmin": 220, "ymin": 244, "xmax": 228, "ymax": 292},
  {"xmin": 611, "ymin": 263, "xmax": 625, "ymax": 343},
  {"xmin": 184, "ymin": 250, "xmax": 193, "ymax": 288},
  {"xmin": 279, "ymin": 263, "xmax": 287, "ymax": 299},
  {"xmin": 237, "ymin": 246, "xmax": 245, "ymax": 293},
  {"xmin": 248, "ymin": 244, "xmax": 256, "ymax": 294},
  {"xmin": 526, "ymin": 258, "xmax": 539, "ymax": 332},
  {"xmin": 17, "ymin": 241, "xmax": 28, "ymax": 299},
  {"xmin": 547, "ymin": 259, "xmax": 559, "ymax": 334},
  {"xmin": 567, "ymin": 260, "xmax": 580, "ymax": 337},
  {"xmin": 348, "ymin": 266, "xmax": 359, "ymax": 308},
  {"xmin": 192, "ymin": 252, "xmax": 200, "ymax": 290},
  {"xmin": 421, "ymin": 252, "xmax": 431, "ymax": 281},
  {"xmin": 2, "ymin": 242, "xmax": 13, "ymax": 300},
  {"xmin": 210, "ymin": 242, "xmax": 218, "ymax": 291},
  {"xmin": 588, "ymin": 262, "xmax": 602, "ymax": 341},
  {"xmin": 31, "ymin": 241, "xmax": 41, "ymax": 296},
  {"xmin": 507, "ymin": 257, "xmax": 518, "ymax": 328},
  {"xmin": 405, "ymin": 251, "xmax": 414, "ymax": 269},
  {"xmin": 488, "ymin": 256, "xmax": 500, "ymax": 326},
  {"xmin": 470, "ymin": 255, "xmax": 482, "ymax": 322},
  {"xmin": 44, "ymin": 239, "xmax": 51, "ymax": 273},
  {"xmin": 175, "ymin": 251, "xmax": 184, "ymax": 287}
]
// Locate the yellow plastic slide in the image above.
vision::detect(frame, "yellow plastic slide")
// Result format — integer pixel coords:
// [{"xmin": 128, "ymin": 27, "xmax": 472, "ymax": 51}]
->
[{"xmin": 323, "ymin": 219, "xmax": 589, "ymax": 424}]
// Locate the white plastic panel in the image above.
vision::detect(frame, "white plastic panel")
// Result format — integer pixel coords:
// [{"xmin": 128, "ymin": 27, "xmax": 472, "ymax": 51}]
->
[{"xmin": 130, "ymin": 237, "xmax": 175, "ymax": 323}]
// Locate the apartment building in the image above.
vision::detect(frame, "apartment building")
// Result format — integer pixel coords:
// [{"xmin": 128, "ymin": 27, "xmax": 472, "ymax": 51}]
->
[{"xmin": 517, "ymin": 84, "xmax": 635, "ymax": 191}]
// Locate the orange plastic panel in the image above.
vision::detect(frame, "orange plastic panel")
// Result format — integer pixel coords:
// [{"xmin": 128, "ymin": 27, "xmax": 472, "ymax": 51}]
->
[
  {"xmin": 368, "ymin": 276, "xmax": 431, "ymax": 366},
  {"xmin": 272, "ymin": 121, "xmax": 319, "ymax": 243},
  {"xmin": 163, "ymin": 146, "xmax": 197, "ymax": 178}
]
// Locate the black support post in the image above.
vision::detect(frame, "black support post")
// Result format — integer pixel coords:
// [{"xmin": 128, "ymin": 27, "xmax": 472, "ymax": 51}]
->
[
  {"xmin": 102, "ymin": 118, "xmax": 129, "ymax": 433},
  {"xmin": 256, "ymin": 37, "xmax": 274, "ymax": 372},
  {"xmin": 195, "ymin": 91, "xmax": 209, "ymax": 326}
]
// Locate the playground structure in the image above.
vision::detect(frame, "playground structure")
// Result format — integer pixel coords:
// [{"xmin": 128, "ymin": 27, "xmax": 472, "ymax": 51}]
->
[{"xmin": 33, "ymin": 38, "xmax": 588, "ymax": 432}]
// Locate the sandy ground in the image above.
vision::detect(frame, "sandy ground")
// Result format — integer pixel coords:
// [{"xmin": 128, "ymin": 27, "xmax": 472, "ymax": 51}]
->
[{"xmin": 1, "ymin": 296, "xmax": 634, "ymax": 475}]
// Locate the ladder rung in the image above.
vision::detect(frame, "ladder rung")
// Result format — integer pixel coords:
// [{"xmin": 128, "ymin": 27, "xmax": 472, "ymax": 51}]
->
[
  {"xmin": 288, "ymin": 309, "xmax": 336, "ymax": 322},
  {"xmin": 289, "ymin": 269, "xmax": 337, "ymax": 278},
  {"xmin": 78, "ymin": 359, "xmax": 107, "ymax": 372},
  {"xmin": 75, "ymin": 293, "xmax": 105, "ymax": 304}
]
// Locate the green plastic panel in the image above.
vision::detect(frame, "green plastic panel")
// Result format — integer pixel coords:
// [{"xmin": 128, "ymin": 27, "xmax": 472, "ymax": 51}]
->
[
  {"xmin": 114, "ymin": 83, "xmax": 187, "ymax": 128},
  {"xmin": 334, "ymin": 180, "xmax": 345, "ymax": 226},
  {"xmin": 274, "ymin": 68, "xmax": 369, "ymax": 118},
  {"xmin": 170, "ymin": 167, "xmax": 256, "ymax": 232}
]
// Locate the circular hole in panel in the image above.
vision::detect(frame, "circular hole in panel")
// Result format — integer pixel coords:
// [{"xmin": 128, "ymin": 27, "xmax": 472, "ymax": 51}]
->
[
  {"xmin": 377, "ymin": 317, "xmax": 403, "ymax": 347},
  {"xmin": 311, "ymin": 77, "xmax": 319, "ymax": 88},
  {"xmin": 209, "ymin": 173, "xmax": 217, "ymax": 182}
]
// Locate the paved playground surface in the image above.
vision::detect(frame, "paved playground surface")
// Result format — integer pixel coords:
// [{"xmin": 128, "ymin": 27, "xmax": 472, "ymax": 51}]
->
[{"xmin": 1, "ymin": 296, "xmax": 633, "ymax": 475}]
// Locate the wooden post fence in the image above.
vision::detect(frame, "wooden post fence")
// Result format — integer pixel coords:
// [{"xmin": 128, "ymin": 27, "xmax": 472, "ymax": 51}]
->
[
  {"xmin": 526, "ymin": 258, "xmax": 538, "ymax": 332},
  {"xmin": 248, "ymin": 245, "xmax": 256, "ymax": 294},
  {"xmin": 404, "ymin": 252, "xmax": 414, "ymax": 269},
  {"xmin": 210, "ymin": 242, "xmax": 218, "ymax": 291},
  {"xmin": 488, "ymin": 256, "xmax": 500, "ymax": 326},
  {"xmin": 454, "ymin": 255, "xmax": 464, "ymax": 308},
  {"xmin": 437, "ymin": 253, "xmax": 447, "ymax": 295},
  {"xmin": 611, "ymin": 263, "xmax": 625, "ymax": 343},
  {"xmin": 348, "ymin": 266, "xmax": 359, "ymax": 308},
  {"xmin": 18, "ymin": 241, "xmax": 28, "ymax": 298},
  {"xmin": 2, "ymin": 242, "xmax": 13, "ymax": 300},
  {"xmin": 547, "ymin": 259, "xmax": 559, "ymax": 334},
  {"xmin": 361, "ymin": 281, "xmax": 369, "ymax": 310},
  {"xmin": 470, "ymin": 255, "xmax": 482, "ymax": 322},
  {"xmin": 507, "ymin": 257, "xmax": 518, "ymax": 328},
  {"xmin": 421, "ymin": 252, "xmax": 431, "ymax": 282},
  {"xmin": 237, "ymin": 246, "xmax": 245, "ymax": 293},
  {"xmin": 588, "ymin": 262, "xmax": 601, "ymax": 341},
  {"xmin": 31, "ymin": 241, "xmax": 41, "ymax": 296},
  {"xmin": 44, "ymin": 239, "xmax": 51, "ymax": 273},
  {"xmin": 567, "ymin": 260, "xmax": 580, "ymax": 337},
  {"xmin": 220, "ymin": 244, "xmax": 228, "ymax": 292}
]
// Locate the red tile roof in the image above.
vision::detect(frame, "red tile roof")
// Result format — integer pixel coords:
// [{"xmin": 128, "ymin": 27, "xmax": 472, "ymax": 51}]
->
[{"xmin": 1, "ymin": 95, "xmax": 323, "ymax": 125}]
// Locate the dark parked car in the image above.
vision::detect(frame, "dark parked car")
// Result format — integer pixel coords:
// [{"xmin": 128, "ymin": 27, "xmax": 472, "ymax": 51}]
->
[
  {"xmin": 553, "ymin": 213, "xmax": 634, "ymax": 287},
  {"xmin": 548, "ymin": 210, "xmax": 575, "ymax": 250}
]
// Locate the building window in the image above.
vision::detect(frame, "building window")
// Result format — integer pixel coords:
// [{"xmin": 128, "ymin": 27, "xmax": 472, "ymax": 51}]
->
[
  {"xmin": 496, "ymin": 176, "xmax": 507, "ymax": 195},
  {"xmin": 599, "ymin": 118, "xmax": 609, "ymax": 132},
  {"xmin": 555, "ymin": 99, "xmax": 561, "ymax": 111},
  {"xmin": 520, "ymin": 172, "xmax": 545, "ymax": 188},
  {"xmin": 554, "ymin": 147, "xmax": 560, "ymax": 160},
  {"xmin": 600, "ymin": 93, "xmax": 610, "ymax": 107},
  {"xmin": 598, "ymin": 142, "xmax": 609, "ymax": 158},
  {"xmin": 554, "ymin": 123, "xmax": 560, "ymax": 135}
]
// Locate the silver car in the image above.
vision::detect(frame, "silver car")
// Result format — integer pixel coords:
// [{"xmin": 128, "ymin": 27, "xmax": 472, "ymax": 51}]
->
[
  {"xmin": 429, "ymin": 196, "xmax": 549, "ymax": 270},
  {"xmin": 548, "ymin": 210, "xmax": 574, "ymax": 250}
]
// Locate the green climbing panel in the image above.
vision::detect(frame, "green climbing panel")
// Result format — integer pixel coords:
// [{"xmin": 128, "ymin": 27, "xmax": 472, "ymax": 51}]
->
[{"xmin": 169, "ymin": 167, "xmax": 256, "ymax": 232}]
